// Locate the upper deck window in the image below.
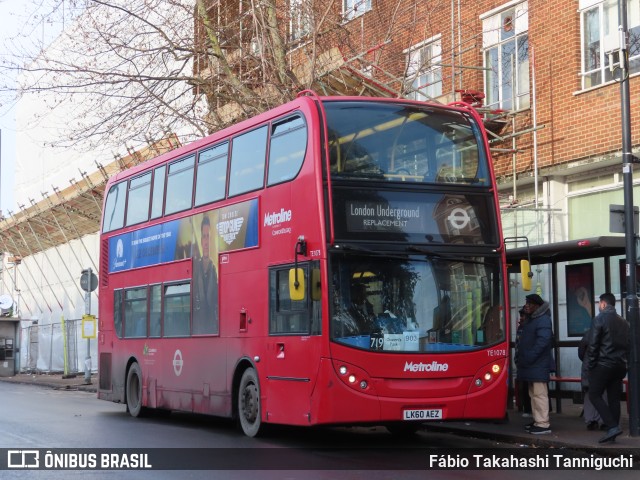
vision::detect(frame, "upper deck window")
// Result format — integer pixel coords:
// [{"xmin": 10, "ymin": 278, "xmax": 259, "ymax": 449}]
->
[
  {"xmin": 267, "ymin": 115, "xmax": 307, "ymax": 186},
  {"xmin": 165, "ymin": 155, "xmax": 195, "ymax": 215},
  {"xmin": 195, "ymin": 142, "xmax": 228, "ymax": 207},
  {"xmin": 150, "ymin": 165, "xmax": 166, "ymax": 220},
  {"xmin": 103, "ymin": 182, "xmax": 126, "ymax": 233},
  {"xmin": 126, "ymin": 172, "xmax": 151, "ymax": 226},
  {"xmin": 325, "ymin": 101, "xmax": 489, "ymax": 186},
  {"xmin": 229, "ymin": 126, "xmax": 268, "ymax": 197}
]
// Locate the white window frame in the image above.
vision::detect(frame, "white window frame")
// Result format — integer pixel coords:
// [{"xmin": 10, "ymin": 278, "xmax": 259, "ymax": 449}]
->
[
  {"xmin": 482, "ymin": 1, "xmax": 530, "ymax": 110},
  {"xmin": 289, "ymin": 0, "xmax": 311, "ymax": 42},
  {"xmin": 404, "ymin": 36, "xmax": 443, "ymax": 101},
  {"xmin": 343, "ymin": 0, "xmax": 372, "ymax": 22},
  {"xmin": 579, "ymin": 0, "xmax": 640, "ymax": 90}
]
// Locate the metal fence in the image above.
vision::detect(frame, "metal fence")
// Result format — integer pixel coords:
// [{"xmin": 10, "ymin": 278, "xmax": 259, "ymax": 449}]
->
[{"xmin": 20, "ymin": 318, "xmax": 96, "ymax": 374}]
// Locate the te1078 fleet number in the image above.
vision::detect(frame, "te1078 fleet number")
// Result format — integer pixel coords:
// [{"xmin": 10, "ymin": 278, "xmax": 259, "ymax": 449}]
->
[{"xmin": 487, "ymin": 349, "xmax": 506, "ymax": 357}]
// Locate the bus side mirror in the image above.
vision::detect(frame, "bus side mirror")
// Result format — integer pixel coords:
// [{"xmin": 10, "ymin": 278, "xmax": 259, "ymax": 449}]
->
[
  {"xmin": 521, "ymin": 260, "xmax": 533, "ymax": 291},
  {"xmin": 311, "ymin": 268, "xmax": 321, "ymax": 301},
  {"xmin": 289, "ymin": 268, "xmax": 306, "ymax": 301}
]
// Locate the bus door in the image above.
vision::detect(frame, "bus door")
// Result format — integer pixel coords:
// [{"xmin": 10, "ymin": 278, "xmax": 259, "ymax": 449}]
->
[{"xmin": 265, "ymin": 263, "xmax": 322, "ymax": 426}]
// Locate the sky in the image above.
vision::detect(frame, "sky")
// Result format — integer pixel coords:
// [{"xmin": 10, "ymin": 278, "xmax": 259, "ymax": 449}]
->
[
  {"xmin": 0, "ymin": 0, "xmax": 67, "ymax": 215},
  {"xmin": 0, "ymin": 0, "xmax": 21, "ymax": 215}
]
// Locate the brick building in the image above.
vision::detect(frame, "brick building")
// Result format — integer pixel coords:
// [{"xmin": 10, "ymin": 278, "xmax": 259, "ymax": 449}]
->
[{"xmin": 199, "ymin": 0, "xmax": 640, "ymax": 249}]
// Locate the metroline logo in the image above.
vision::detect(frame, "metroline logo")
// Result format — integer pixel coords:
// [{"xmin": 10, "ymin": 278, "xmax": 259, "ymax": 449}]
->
[
  {"xmin": 263, "ymin": 208, "xmax": 292, "ymax": 226},
  {"xmin": 404, "ymin": 361, "xmax": 449, "ymax": 372}
]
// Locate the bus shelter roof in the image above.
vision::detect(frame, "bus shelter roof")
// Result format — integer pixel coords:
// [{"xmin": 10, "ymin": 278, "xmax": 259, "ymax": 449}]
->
[{"xmin": 506, "ymin": 236, "xmax": 626, "ymax": 271}]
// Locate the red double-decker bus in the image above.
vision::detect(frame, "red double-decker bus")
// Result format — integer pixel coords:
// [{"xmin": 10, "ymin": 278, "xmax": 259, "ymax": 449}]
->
[{"xmin": 97, "ymin": 91, "xmax": 509, "ymax": 436}]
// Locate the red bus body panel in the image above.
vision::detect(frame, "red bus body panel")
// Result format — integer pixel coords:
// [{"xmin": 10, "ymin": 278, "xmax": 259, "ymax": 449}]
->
[{"xmin": 98, "ymin": 94, "xmax": 509, "ymax": 431}]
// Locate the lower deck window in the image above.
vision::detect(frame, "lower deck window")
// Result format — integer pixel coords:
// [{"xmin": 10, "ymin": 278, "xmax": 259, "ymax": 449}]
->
[{"xmin": 163, "ymin": 283, "xmax": 191, "ymax": 337}]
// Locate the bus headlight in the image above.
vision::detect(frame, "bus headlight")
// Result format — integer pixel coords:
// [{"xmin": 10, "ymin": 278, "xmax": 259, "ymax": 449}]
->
[
  {"xmin": 332, "ymin": 359, "xmax": 375, "ymax": 394},
  {"xmin": 470, "ymin": 360, "xmax": 505, "ymax": 392}
]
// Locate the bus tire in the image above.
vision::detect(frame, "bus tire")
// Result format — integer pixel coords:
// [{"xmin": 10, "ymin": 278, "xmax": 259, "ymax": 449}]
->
[
  {"xmin": 126, "ymin": 362, "xmax": 145, "ymax": 418},
  {"xmin": 238, "ymin": 367, "xmax": 262, "ymax": 437}
]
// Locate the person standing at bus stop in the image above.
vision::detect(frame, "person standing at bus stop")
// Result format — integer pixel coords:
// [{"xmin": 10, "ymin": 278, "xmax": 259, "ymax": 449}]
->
[
  {"xmin": 515, "ymin": 307, "xmax": 532, "ymax": 418},
  {"xmin": 193, "ymin": 214, "xmax": 219, "ymax": 334},
  {"xmin": 587, "ymin": 293, "xmax": 629, "ymax": 443},
  {"xmin": 516, "ymin": 293, "xmax": 553, "ymax": 435}
]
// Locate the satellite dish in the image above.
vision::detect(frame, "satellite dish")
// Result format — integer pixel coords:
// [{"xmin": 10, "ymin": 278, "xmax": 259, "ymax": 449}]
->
[{"xmin": 0, "ymin": 294, "xmax": 14, "ymax": 315}]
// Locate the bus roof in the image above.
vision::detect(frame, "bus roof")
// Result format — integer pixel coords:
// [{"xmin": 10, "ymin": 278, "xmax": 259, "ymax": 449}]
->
[{"xmin": 106, "ymin": 93, "xmax": 475, "ymax": 186}]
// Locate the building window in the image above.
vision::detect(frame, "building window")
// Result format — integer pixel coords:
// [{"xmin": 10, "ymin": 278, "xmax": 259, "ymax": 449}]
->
[
  {"xmin": 482, "ymin": 2, "xmax": 530, "ymax": 110},
  {"xmin": 405, "ymin": 37, "xmax": 443, "ymax": 101},
  {"xmin": 290, "ymin": 0, "xmax": 311, "ymax": 41},
  {"xmin": 344, "ymin": 0, "xmax": 371, "ymax": 21},
  {"xmin": 580, "ymin": 0, "xmax": 640, "ymax": 89}
]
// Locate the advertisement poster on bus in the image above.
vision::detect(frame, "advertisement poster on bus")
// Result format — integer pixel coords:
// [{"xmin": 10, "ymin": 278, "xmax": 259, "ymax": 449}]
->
[{"xmin": 108, "ymin": 198, "xmax": 259, "ymax": 274}]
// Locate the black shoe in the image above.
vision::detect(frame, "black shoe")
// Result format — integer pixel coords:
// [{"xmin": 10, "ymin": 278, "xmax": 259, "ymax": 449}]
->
[
  {"xmin": 524, "ymin": 422, "xmax": 534, "ymax": 431},
  {"xmin": 529, "ymin": 425, "xmax": 552, "ymax": 435},
  {"xmin": 587, "ymin": 421, "xmax": 598, "ymax": 431},
  {"xmin": 598, "ymin": 426, "xmax": 622, "ymax": 443}
]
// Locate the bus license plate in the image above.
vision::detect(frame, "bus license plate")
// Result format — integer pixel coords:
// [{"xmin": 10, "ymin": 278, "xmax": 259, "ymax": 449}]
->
[{"xmin": 403, "ymin": 409, "xmax": 442, "ymax": 420}]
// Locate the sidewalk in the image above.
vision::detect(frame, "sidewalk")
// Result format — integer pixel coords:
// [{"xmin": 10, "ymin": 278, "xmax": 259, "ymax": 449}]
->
[
  {"xmin": 1, "ymin": 373, "xmax": 640, "ymax": 454},
  {"xmin": 0, "ymin": 372, "xmax": 98, "ymax": 393},
  {"xmin": 423, "ymin": 399, "xmax": 640, "ymax": 456}
]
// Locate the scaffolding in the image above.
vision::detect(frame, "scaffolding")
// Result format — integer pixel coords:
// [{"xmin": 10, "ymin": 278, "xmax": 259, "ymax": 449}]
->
[{"xmin": 0, "ymin": 136, "xmax": 180, "ymax": 318}]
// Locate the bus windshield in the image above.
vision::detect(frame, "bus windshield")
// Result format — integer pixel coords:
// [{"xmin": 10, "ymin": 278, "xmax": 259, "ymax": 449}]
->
[
  {"xmin": 324, "ymin": 101, "xmax": 489, "ymax": 185},
  {"xmin": 330, "ymin": 253, "xmax": 505, "ymax": 353}
]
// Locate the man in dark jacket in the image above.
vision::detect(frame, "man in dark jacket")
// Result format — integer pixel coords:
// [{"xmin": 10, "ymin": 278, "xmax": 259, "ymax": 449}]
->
[
  {"xmin": 515, "ymin": 293, "xmax": 553, "ymax": 435},
  {"xmin": 587, "ymin": 293, "xmax": 630, "ymax": 443}
]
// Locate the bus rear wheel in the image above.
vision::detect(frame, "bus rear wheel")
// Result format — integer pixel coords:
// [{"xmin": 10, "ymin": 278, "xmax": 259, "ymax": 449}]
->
[
  {"xmin": 238, "ymin": 367, "xmax": 262, "ymax": 437},
  {"xmin": 126, "ymin": 362, "xmax": 146, "ymax": 417}
]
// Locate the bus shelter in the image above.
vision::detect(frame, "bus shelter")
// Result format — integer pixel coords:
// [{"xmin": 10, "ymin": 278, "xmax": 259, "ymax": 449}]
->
[{"xmin": 506, "ymin": 236, "xmax": 627, "ymax": 412}]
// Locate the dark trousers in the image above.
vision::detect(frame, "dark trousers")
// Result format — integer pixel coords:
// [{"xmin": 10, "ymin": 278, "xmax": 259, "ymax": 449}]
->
[{"xmin": 588, "ymin": 363, "xmax": 627, "ymax": 428}]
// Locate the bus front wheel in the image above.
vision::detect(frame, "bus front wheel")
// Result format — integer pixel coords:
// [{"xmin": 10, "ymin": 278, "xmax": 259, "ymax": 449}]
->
[
  {"xmin": 126, "ymin": 362, "xmax": 145, "ymax": 417},
  {"xmin": 238, "ymin": 367, "xmax": 262, "ymax": 437}
]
